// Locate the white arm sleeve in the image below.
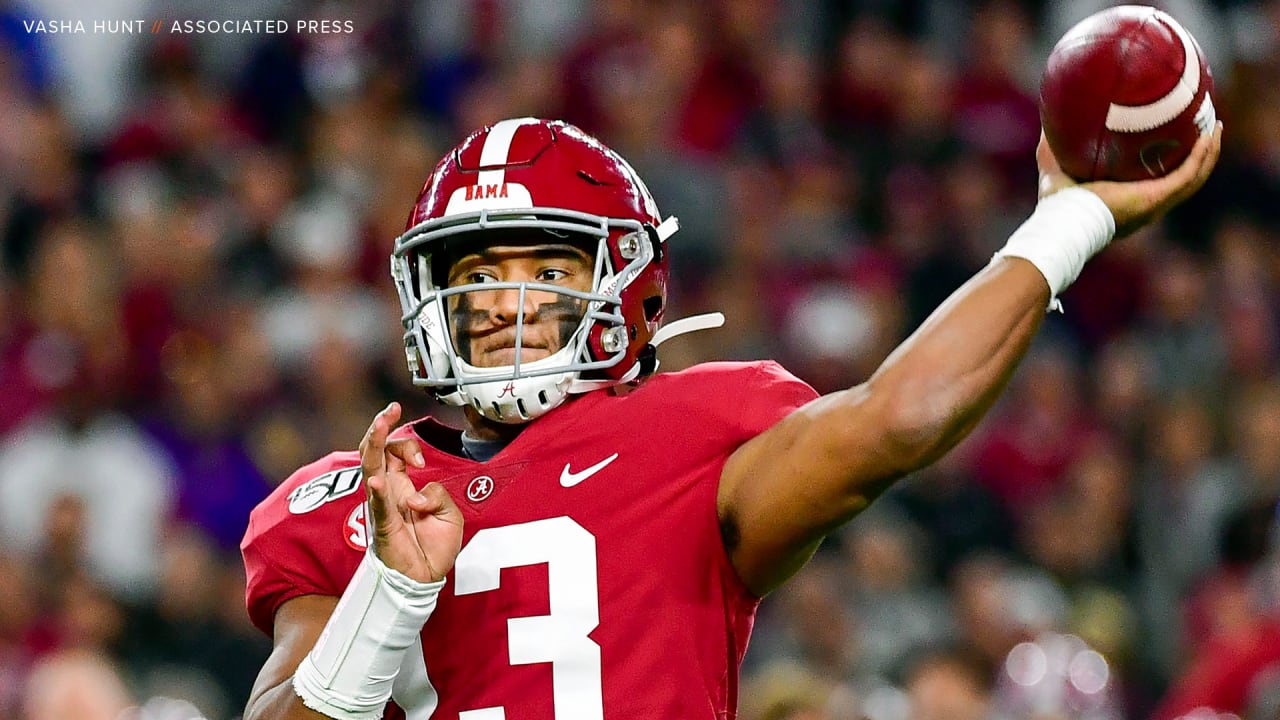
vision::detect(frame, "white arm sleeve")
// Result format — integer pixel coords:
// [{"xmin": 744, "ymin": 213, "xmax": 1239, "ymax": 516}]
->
[
  {"xmin": 992, "ymin": 186, "xmax": 1116, "ymax": 312},
  {"xmin": 292, "ymin": 550, "xmax": 444, "ymax": 720}
]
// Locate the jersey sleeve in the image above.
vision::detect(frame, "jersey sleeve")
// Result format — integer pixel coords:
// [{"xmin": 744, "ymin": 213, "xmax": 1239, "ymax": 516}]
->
[
  {"xmin": 736, "ymin": 360, "xmax": 821, "ymax": 436},
  {"xmin": 662, "ymin": 360, "xmax": 819, "ymax": 444},
  {"xmin": 240, "ymin": 452, "xmax": 364, "ymax": 636}
]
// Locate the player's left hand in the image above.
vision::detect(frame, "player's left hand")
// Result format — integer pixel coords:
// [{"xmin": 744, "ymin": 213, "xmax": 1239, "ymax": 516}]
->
[
  {"xmin": 1036, "ymin": 120, "xmax": 1222, "ymax": 237},
  {"xmin": 360, "ymin": 402, "xmax": 463, "ymax": 583}
]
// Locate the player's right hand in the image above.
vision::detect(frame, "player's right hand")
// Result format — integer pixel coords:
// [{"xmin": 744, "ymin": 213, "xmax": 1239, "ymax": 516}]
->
[
  {"xmin": 360, "ymin": 402, "xmax": 463, "ymax": 584},
  {"xmin": 1037, "ymin": 120, "xmax": 1222, "ymax": 238}
]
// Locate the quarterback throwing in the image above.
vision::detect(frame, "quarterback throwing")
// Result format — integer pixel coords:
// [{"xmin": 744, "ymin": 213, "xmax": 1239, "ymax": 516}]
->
[{"xmin": 240, "ymin": 117, "xmax": 1220, "ymax": 720}]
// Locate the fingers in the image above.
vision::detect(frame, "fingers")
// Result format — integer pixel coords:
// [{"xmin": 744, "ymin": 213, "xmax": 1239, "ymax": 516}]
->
[
  {"xmin": 1035, "ymin": 130, "xmax": 1076, "ymax": 199},
  {"xmin": 360, "ymin": 402, "xmax": 401, "ymax": 475},
  {"xmin": 1152, "ymin": 121, "xmax": 1223, "ymax": 205},
  {"xmin": 1085, "ymin": 121, "xmax": 1223, "ymax": 238},
  {"xmin": 1035, "ymin": 131, "xmax": 1063, "ymax": 177},
  {"xmin": 406, "ymin": 482, "xmax": 461, "ymax": 518},
  {"xmin": 387, "ymin": 437, "xmax": 426, "ymax": 470},
  {"xmin": 362, "ymin": 402, "xmax": 402, "ymax": 524},
  {"xmin": 1158, "ymin": 124, "xmax": 1214, "ymax": 194},
  {"xmin": 1183, "ymin": 121, "xmax": 1223, "ymax": 199},
  {"xmin": 406, "ymin": 483, "xmax": 464, "ymax": 581}
]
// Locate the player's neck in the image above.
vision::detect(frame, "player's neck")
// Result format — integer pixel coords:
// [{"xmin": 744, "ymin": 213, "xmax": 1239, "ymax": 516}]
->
[{"xmin": 461, "ymin": 407, "xmax": 527, "ymax": 444}]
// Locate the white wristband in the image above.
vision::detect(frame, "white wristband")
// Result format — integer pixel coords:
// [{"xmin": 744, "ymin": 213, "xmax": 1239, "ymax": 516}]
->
[
  {"xmin": 293, "ymin": 550, "xmax": 444, "ymax": 720},
  {"xmin": 992, "ymin": 187, "xmax": 1116, "ymax": 312}
]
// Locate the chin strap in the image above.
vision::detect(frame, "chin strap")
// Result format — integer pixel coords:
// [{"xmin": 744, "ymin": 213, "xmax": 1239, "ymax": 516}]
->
[
  {"xmin": 650, "ymin": 312, "xmax": 724, "ymax": 347},
  {"xmin": 566, "ymin": 311, "xmax": 726, "ymax": 394},
  {"xmin": 655, "ymin": 216, "xmax": 680, "ymax": 242},
  {"xmin": 567, "ymin": 364, "xmax": 641, "ymax": 394}
]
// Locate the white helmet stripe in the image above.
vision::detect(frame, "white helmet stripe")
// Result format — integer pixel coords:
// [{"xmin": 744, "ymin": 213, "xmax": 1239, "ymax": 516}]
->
[{"xmin": 476, "ymin": 117, "xmax": 540, "ymax": 187}]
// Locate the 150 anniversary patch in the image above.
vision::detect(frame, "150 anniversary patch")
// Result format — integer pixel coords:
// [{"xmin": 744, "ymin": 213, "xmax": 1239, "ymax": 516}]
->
[{"xmin": 288, "ymin": 466, "xmax": 362, "ymax": 514}]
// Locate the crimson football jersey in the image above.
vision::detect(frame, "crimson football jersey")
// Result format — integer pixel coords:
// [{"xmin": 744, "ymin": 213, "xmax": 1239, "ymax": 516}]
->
[{"xmin": 242, "ymin": 361, "xmax": 818, "ymax": 720}]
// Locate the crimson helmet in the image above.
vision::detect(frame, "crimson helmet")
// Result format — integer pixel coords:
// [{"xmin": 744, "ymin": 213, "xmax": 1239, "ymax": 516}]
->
[{"xmin": 392, "ymin": 118, "xmax": 717, "ymax": 423}]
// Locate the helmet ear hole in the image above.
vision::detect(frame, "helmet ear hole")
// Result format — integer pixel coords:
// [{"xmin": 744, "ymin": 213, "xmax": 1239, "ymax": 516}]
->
[{"xmin": 643, "ymin": 296, "xmax": 663, "ymax": 322}]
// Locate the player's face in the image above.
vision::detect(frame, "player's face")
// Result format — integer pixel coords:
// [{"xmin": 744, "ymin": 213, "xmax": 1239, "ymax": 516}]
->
[{"xmin": 445, "ymin": 242, "xmax": 594, "ymax": 367}]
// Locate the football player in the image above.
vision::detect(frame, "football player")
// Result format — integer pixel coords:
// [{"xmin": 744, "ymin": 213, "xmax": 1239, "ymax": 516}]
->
[{"xmin": 241, "ymin": 117, "xmax": 1221, "ymax": 720}]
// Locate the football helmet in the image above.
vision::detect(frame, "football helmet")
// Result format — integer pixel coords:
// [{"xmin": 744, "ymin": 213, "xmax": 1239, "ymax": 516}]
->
[{"xmin": 392, "ymin": 117, "xmax": 720, "ymax": 423}]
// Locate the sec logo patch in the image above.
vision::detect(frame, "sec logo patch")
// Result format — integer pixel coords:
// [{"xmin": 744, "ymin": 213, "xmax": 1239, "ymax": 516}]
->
[{"xmin": 345, "ymin": 503, "xmax": 368, "ymax": 550}]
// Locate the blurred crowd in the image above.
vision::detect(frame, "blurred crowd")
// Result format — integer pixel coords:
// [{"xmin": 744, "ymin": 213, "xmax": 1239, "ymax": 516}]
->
[{"xmin": 2, "ymin": 0, "xmax": 1280, "ymax": 718}]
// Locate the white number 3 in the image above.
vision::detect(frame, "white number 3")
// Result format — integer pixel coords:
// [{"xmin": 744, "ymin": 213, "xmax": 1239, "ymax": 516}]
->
[{"xmin": 453, "ymin": 516, "xmax": 603, "ymax": 720}]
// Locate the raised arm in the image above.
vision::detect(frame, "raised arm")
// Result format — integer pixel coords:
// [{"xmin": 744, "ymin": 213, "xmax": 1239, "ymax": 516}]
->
[
  {"xmin": 719, "ymin": 126, "xmax": 1223, "ymax": 596},
  {"xmin": 244, "ymin": 404, "xmax": 463, "ymax": 720}
]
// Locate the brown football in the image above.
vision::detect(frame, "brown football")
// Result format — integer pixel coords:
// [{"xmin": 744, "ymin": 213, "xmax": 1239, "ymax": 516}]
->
[{"xmin": 1039, "ymin": 5, "xmax": 1215, "ymax": 182}]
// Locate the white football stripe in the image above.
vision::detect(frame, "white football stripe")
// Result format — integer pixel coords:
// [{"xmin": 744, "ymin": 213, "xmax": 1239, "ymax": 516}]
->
[
  {"xmin": 477, "ymin": 117, "xmax": 539, "ymax": 187},
  {"xmin": 1105, "ymin": 10, "xmax": 1200, "ymax": 133},
  {"xmin": 1193, "ymin": 91, "xmax": 1216, "ymax": 136}
]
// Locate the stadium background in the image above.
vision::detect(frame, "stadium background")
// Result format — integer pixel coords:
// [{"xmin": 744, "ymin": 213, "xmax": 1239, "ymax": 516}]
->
[{"xmin": 2, "ymin": 0, "xmax": 1280, "ymax": 718}]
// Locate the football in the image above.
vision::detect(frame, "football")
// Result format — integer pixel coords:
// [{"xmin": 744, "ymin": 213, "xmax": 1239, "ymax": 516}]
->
[{"xmin": 1039, "ymin": 5, "xmax": 1216, "ymax": 182}]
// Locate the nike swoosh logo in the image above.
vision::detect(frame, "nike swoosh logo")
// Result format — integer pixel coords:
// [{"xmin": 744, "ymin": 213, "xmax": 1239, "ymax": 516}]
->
[{"xmin": 559, "ymin": 453, "xmax": 619, "ymax": 488}]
